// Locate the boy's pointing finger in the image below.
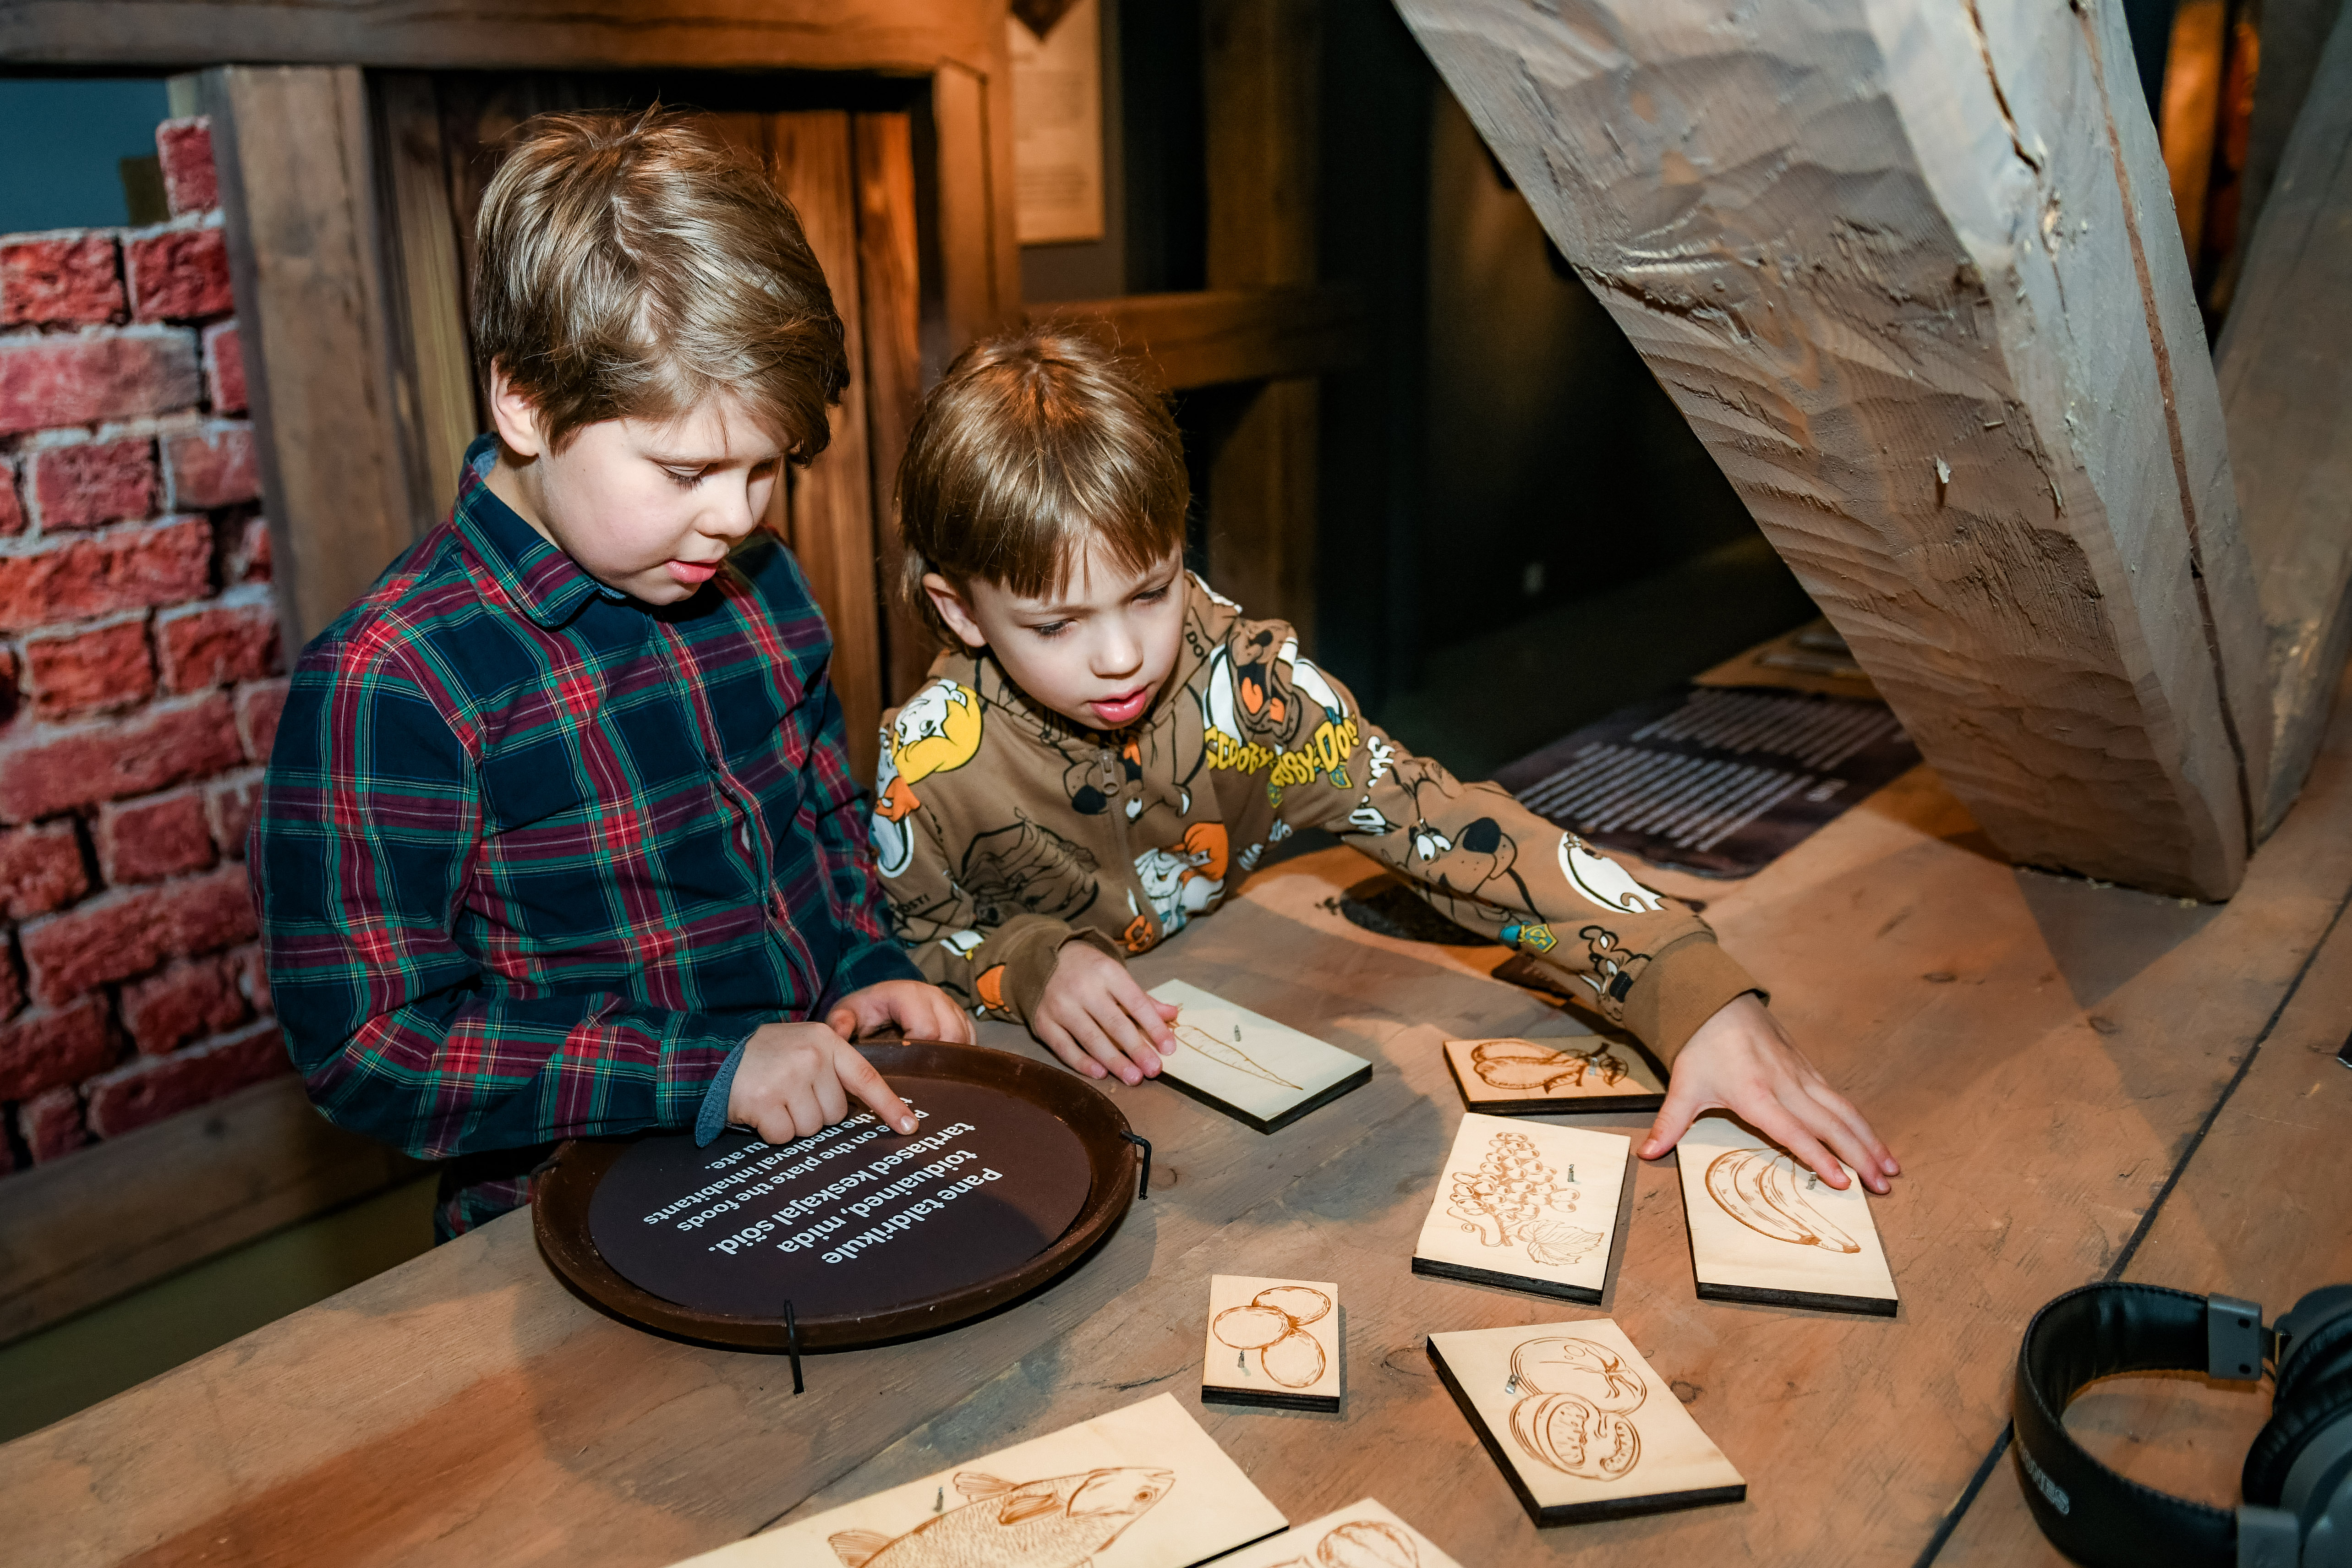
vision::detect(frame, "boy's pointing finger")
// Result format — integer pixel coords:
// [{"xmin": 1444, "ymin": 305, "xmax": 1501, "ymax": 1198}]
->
[{"xmin": 834, "ymin": 1042, "xmax": 918, "ymax": 1136}]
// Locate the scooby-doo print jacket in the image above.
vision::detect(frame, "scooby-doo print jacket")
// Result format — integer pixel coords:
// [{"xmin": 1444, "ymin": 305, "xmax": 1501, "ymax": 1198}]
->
[{"xmin": 870, "ymin": 575, "xmax": 1761, "ymax": 1060}]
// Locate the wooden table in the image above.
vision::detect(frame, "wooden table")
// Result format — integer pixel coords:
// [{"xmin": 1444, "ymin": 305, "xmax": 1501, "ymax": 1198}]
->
[{"xmin": 7, "ymin": 684, "xmax": 2351, "ymax": 1567}]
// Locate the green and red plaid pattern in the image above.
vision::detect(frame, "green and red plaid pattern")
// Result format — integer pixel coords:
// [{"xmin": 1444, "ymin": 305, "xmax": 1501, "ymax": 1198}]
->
[{"xmin": 252, "ymin": 439, "xmax": 914, "ymax": 1229}]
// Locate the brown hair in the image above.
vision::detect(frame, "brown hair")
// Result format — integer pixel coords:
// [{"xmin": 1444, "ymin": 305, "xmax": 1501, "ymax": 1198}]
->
[
  {"xmin": 471, "ymin": 108, "xmax": 847, "ymax": 457},
  {"xmin": 897, "ymin": 327, "xmax": 1188, "ymax": 641}
]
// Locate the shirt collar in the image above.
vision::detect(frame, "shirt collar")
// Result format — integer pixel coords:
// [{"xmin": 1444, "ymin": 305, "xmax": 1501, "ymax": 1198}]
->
[{"xmin": 453, "ymin": 434, "xmax": 627, "ymax": 629}]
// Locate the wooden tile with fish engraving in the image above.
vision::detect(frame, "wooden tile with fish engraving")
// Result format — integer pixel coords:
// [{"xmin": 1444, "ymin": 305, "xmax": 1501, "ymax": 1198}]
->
[
  {"xmin": 1201, "ymin": 1274, "xmax": 1341, "ymax": 1413},
  {"xmin": 667, "ymin": 1393, "xmax": 1284, "ymax": 1567},
  {"xmin": 1413, "ymin": 1114, "xmax": 1630, "ymax": 1303},
  {"xmin": 1147, "ymin": 978, "xmax": 1371, "ymax": 1132}
]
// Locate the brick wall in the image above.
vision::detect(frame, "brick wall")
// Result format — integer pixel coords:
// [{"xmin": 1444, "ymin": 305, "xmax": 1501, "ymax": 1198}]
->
[{"xmin": 0, "ymin": 117, "xmax": 288, "ymax": 1174}]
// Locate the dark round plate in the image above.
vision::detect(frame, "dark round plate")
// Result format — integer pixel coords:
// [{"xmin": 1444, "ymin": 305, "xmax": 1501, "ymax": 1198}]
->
[{"xmin": 534, "ymin": 1040, "xmax": 1139, "ymax": 1350}]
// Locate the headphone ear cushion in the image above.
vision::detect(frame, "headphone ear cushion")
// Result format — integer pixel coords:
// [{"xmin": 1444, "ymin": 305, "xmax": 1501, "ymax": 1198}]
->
[
  {"xmin": 2275, "ymin": 1308, "xmax": 2352, "ymax": 1405},
  {"xmin": 2243, "ymin": 1369, "xmax": 2352, "ymax": 1506}
]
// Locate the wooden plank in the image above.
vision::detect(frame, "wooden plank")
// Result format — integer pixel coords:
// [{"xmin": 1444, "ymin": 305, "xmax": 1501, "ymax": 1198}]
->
[
  {"xmin": 773, "ymin": 111, "xmax": 884, "ymax": 783},
  {"xmin": 0, "ymin": 1075, "xmax": 420, "ymax": 1345},
  {"xmin": 0, "ymin": 0, "xmax": 999, "ymax": 72},
  {"xmin": 852, "ymin": 112, "xmax": 934, "ymax": 710},
  {"xmin": 2222, "ymin": 0, "xmax": 2345, "ymax": 295},
  {"xmin": 14, "ymin": 653, "xmax": 2352, "ymax": 1563},
  {"xmin": 203, "ymin": 64, "xmax": 418, "ymax": 647},
  {"xmin": 1395, "ymin": 0, "xmax": 2277, "ymax": 899},
  {"xmin": 1038, "ymin": 285, "xmax": 1367, "ymax": 391},
  {"xmin": 930, "ymin": 55, "xmax": 1021, "ymax": 365},
  {"xmin": 1201, "ymin": 0, "xmax": 1322, "ymax": 642},
  {"xmin": 372, "ymin": 71, "xmax": 479, "ymax": 532},
  {"xmin": 1934, "ymin": 825, "xmax": 2352, "ymax": 1564},
  {"xmin": 2215, "ymin": 0, "xmax": 2352, "ymax": 835}
]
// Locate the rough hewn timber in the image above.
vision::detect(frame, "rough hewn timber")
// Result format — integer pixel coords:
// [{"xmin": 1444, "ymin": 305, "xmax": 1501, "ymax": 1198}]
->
[
  {"xmin": 1395, "ymin": 0, "xmax": 2274, "ymax": 898},
  {"xmin": 2214, "ymin": 0, "xmax": 2352, "ymax": 833}
]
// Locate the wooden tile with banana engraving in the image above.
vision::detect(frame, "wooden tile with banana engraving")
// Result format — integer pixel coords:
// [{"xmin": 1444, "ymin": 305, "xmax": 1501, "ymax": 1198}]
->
[{"xmin": 1673, "ymin": 1111, "xmax": 1898, "ymax": 1316}]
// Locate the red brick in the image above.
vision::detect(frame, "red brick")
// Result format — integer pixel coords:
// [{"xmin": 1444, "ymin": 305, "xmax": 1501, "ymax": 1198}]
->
[
  {"xmin": 0, "ymin": 234, "xmax": 123, "ymax": 329},
  {"xmin": 120, "ymin": 955, "xmax": 247, "ymax": 1055},
  {"xmin": 0, "ymin": 515, "xmax": 212, "ymax": 632},
  {"xmin": 0, "ymin": 996, "xmax": 114, "ymax": 1100},
  {"xmin": 160, "ymin": 422, "xmax": 259, "ymax": 509},
  {"xmin": 159, "ymin": 595, "xmax": 277, "ymax": 693},
  {"xmin": 126, "ymin": 225, "xmax": 233, "ymax": 323},
  {"xmin": 0, "ymin": 456, "xmax": 21, "ymax": 537},
  {"xmin": 0, "ymin": 939, "xmax": 19, "ymax": 1021},
  {"xmin": 0, "ymin": 691, "xmax": 240, "ymax": 824},
  {"xmin": 231, "ymin": 514, "xmax": 270, "ymax": 583},
  {"xmin": 205, "ymin": 768, "xmax": 261, "ymax": 858},
  {"xmin": 96, "ymin": 786, "xmax": 215, "ymax": 885},
  {"xmin": 156, "ymin": 119, "xmax": 218, "ymax": 217},
  {"xmin": 21, "ymin": 863, "xmax": 258, "ymax": 1004},
  {"xmin": 20, "ymin": 1084, "xmax": 87, "ymax": 1162},
  {"xmin": 0, "ymin": 328, "xmax": 201, "ymax": 437},
  {"xmin": 27, "ymin": 435, "xmax": 159, "ymax": 530},
  {"xmin": 202, "ymin": 321, "xmax": 245, "ymax": 414},
  {"xmin": 85, "ymin": 1017, "xmax": 284, "ymax": 1139},
  {"xmin": 236, "ymin": 677, "xmax": 289, "ymax": 762},
  {"xmin": 23, "ymin": 614, "xmax": 154, "ymax": 720},
  {"xmin": 0, "ymin": 821, "xmax": 88, "ymax": 918},
  {"xmin": 227, "ymin": 941, "xmax": 269, "ymax": 1015}
]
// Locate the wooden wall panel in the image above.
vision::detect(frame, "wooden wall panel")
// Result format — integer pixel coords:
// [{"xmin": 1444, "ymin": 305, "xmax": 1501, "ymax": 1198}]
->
[
  {"xmin": 2215, "ymin": 0, "xmax": 2352, "ymax": 833},
  {"xmin": 1396, "ymin": 0, "xmax": 2275, "ymax": 899},
  {"xmin": 372, "ymin": 72, "xmax": 478, "ymax": 531},
  {"xmin": 854, "ymin": 111, "xmax": 937, "ymax": 709},
  {"xmin": 1202, "ymin": 0, "xmax": 1322, "ymax": 643},
  {"xmin": 773, "ymin": 112, "xmax": 885, "ymax": 781},
  {"xmin": 203, "ymin": 65, "xmax": 417, "ymax": 648}
]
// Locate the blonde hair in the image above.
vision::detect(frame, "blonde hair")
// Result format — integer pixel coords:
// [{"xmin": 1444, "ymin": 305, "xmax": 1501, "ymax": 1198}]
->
[
  {"xmin": 471, "ymin": 108, "xmax": 847, "ymax": 457},
  {"xmin": 897, "ymin": 327, "xmax": 1188, "ymax": 640}
]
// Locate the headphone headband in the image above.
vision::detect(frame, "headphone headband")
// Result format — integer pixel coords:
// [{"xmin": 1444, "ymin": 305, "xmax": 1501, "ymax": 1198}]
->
[
  {"xmin": 2015, "ymin": 1282, "xmax": 2352, "ymax": 1568},
  {"xmin": 2014, "ymin": 1284, "xmax": 2241, "ymax": 1567}
]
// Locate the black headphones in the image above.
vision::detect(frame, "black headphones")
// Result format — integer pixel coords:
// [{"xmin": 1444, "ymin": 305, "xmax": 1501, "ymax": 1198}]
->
[{"xmin": 2014, "ymin": 1282, "xmax": 2352, "ymax": 1567}]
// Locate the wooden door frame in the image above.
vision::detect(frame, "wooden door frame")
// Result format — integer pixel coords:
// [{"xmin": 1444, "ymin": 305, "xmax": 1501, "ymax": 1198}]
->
[{"xmin": 3, "ymin": 0, "xmax": 1021, "ymax": 657}]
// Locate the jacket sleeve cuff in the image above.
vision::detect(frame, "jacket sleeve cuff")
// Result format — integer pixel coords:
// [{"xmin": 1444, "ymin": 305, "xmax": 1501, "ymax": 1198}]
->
[
  {"xmin": 1001, "ymin": 921, "xmax": 1123, "ymax": 1022},
  {"xmin": 827, "ymin": 938, "xmax": 925, "ymax": 1002},
  {"xmin": 1619, "ymin": 935, "xmax": 1767, "ymax": 1063},
  {"xmin": 694, "ymin": 1037, "xmax": 750, "ymax": 1147}
]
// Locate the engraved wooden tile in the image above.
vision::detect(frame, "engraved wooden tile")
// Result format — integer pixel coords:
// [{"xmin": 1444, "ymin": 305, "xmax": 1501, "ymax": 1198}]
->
[
  {"xmin": 1412, "ymin": 1113, "xmax": 1630, "ymax": 1302},
  {"xmin": 1674, "ymin": 1112, "xmax": 1898, "ymax": 1315},
  {"xmin": 1201, "ymin": 1273, "xmax": 1340, "ymax": 1413}
]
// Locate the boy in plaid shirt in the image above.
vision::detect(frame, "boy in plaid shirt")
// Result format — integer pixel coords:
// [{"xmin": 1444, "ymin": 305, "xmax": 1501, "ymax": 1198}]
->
[{"xmin": 252, "ymin": 112, "xmax": 967, "ymax": 1238}]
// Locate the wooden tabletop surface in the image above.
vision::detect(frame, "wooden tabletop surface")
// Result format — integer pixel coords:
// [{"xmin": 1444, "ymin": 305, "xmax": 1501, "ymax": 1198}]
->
[{"xmin": 6, "ymin": 680, "xmax": 2351, "ymax": 1568}]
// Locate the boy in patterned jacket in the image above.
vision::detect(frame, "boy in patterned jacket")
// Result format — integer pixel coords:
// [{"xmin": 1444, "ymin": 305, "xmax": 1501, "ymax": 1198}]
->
[
  {"xmin": 252, "ymin": 113, "xmax": 968, "ymax": 1237},
  {"xmin": 874, "ymin": 329, "xmax": 1897, "ymax": 1191}
]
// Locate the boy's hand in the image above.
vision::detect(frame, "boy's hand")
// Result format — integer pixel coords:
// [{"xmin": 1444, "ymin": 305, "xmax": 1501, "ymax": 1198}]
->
[
  {"xmin": 823, "ymin": 979, "xmax": 975, "ymax": 1048},
  {"xmin": 729, "ymin": 1020, "xmax": 920, "ymax": 1141},
  {"xmin": 1033, "ymin": 940, "xmax": 1180, "ymax": 1086},
  {"xmin": 1641, "ymin": 993, "xmax": 1900, "ymax": 1194}
]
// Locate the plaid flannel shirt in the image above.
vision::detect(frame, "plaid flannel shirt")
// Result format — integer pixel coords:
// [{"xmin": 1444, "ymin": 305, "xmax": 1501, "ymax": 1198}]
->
[{"xmin": 253, "ymin": 439, "xmax": 916, "ymax": 1233}]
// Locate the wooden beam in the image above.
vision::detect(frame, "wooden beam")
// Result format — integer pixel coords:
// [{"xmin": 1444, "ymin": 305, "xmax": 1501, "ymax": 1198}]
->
[
  {"xmin": 0, "ymin": 0, "xmax": 998, "ymax": 72},
  {"xmin": 0, "ymin": 1076, "xmax": 419, "ymax": 1345},
  {"xmin": 1201, "ymin": 0, "xmax": 1322, "ymax": 643},
  {"xmin": 1038, "ymin": 285, "xmax": 1366, "ymax": 390},
  {"xmin": 931, "ymin": 55, "xmax": 1023, "ymax": 363},
  {"xmin": 774, "ymin": 111, "xmax": 885, "ymax": 783},
  {"xmin": 1396, "ymin": 0, "xmax": 2275, "ymax": 899},
  {"xmin": 2216, "ymin": 0, "xmax": 2352, "ymax": 834},
  {"xmin": 203, "ymin": 65, "xmax": 417, "ymax": 649}
]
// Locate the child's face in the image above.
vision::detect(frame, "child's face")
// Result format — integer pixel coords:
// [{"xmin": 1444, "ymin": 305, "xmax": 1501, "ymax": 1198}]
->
[
  {"xmin": 485, "ymin": 366, "xmax": 785, "ymax": 606},
  {"xmin": 927, "ymin": 546, "xmax": 1185, "ymax": 731}
]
